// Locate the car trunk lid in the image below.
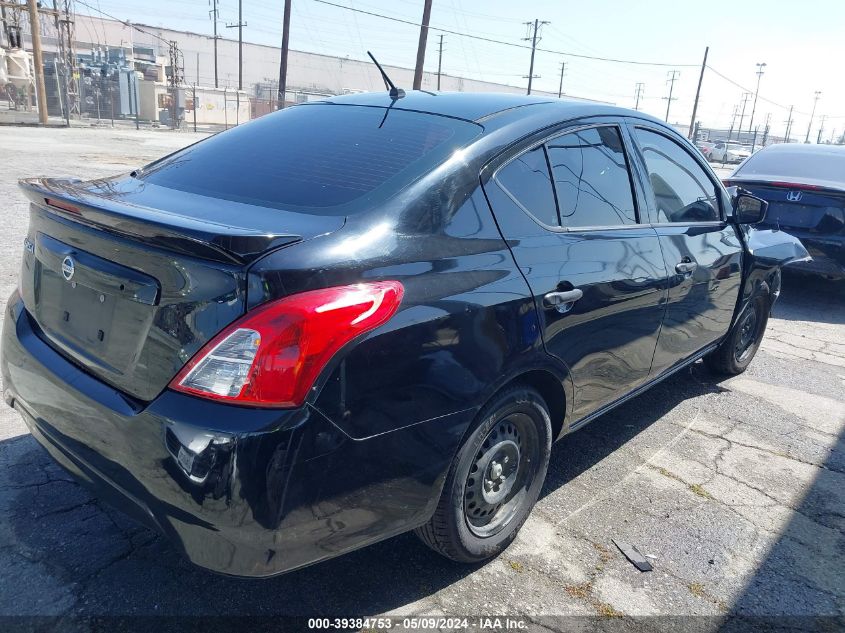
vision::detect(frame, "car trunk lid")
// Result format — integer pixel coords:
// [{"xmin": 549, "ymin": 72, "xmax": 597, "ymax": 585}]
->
[
  {"xmin": 727, "ymin": 179, "xmax": 845, "ymax": 235},
  {"xmin": 17, "ymin": 177, "xmax": 345, "ymax": 402}
]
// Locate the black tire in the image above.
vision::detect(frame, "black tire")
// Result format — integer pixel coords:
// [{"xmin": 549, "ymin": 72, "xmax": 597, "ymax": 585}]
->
[
  {"xmin": 414, "ymin": 385, "xmax": 552, "ymax": 563},
  {"xmin": 705, "ymin": 293, "xmax": 770, "ymax": 375}
]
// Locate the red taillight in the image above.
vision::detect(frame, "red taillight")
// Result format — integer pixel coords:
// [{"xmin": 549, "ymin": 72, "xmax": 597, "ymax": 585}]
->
[
  {"xmin": 44, "ymin": 198, "xmax": 81, "ymax": 214},
  {"xmin": 169, "ymin": 281, "xmax": 404, "ymax": 408}
]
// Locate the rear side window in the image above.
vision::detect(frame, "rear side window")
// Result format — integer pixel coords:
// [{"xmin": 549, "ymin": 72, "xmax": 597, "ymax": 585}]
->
[
  {"xmin": 495, "ymin": 146, "xmax": 558, "ymax": 227},
  {"xmin": 635, "ymin": 128, "xmax": 720, "ymax": 223},
  {"xmin": 546, "ymin": 126, "xmax": 637, "ymax": 227},
  {"xmin": 139, "ymin": 104, "xmax": 482, "ymax": 214}
]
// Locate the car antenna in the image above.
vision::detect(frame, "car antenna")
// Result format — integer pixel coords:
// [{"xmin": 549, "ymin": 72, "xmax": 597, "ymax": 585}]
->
[{"xmin": 367, "ymin": 51, "xmax": 405, "ymax": 100}]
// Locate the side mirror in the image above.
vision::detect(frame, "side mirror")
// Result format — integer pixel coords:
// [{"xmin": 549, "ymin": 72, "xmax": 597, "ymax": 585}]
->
[{"xmin": 731, "ymin": 188, "xmax": 768, "ymax": 224}]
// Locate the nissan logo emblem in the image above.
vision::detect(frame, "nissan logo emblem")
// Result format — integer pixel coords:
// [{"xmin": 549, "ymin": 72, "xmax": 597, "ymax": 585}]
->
[
  {"xmin": 61, "ymin": 256, "xmax": 75, "ymax": 281},
  {"xmin": 786, "ymin": 190, "xmax": 803, "ymax": 202}
]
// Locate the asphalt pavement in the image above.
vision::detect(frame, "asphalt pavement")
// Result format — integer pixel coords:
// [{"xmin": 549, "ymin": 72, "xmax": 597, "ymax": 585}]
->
[{"xmin": 0, "ymin": 127, "xmax": 842, "ymax": 629}]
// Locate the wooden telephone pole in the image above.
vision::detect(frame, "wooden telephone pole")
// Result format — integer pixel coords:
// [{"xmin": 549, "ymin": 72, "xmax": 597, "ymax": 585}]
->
[
  {"xmin": 26, "ymin": 0, "xmax": 48, "ymax": 124},
  {"xmin": 277, "ymin": 0, "xmax": 291, "ymax": 108},
  {"xmin": 412, "ymin": 0, "xmax": 433, "ymax": 91}
]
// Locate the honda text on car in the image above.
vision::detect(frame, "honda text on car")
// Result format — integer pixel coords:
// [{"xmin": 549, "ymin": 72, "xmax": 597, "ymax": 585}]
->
[{"xmin": 1, "ymin": 92, "xmax": 807, "ymax": 577}]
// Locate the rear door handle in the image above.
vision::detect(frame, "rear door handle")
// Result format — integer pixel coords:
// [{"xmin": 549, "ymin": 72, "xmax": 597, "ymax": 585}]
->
[
  {"xmin": 543, "ymin": 289, "xmax": 583, "ymax": 313},
  {"xmin": 675, "ymin": 261, "xmax": 698, "ymax": 275}
]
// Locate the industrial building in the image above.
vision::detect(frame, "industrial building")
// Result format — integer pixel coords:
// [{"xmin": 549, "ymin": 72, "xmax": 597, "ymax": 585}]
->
[{"xmin": 1, "ymin": 7, "xmax": 588, "ymax": 127}]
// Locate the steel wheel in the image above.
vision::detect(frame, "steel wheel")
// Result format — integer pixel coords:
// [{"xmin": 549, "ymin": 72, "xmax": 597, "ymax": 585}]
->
[
  {"xmin": 734, "ymin": 305, "xmax": 759, "ymax": 363},
  {"xmin": 463, "ymin": 412, "xmax": 540, "ymax": 538}
]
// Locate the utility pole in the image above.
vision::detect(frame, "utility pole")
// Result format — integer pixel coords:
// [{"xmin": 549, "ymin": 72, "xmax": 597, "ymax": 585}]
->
[
  {"xmin": 634, "ymin": 82, "xmax": 644, "ymax": 110},
  {"xmin": 747, "ymin": 62, "xmax": 766, "ymax": 136},
  {"xmin": 210, "ymin": 0, "xmax": 219, "ymax": 88},
  {"xmin": 523, "ymin": 19, "xmax": 549, "ymax": 95},
  {"xmin": 412, "ymin": 0, "xmax": 433, "ymax": 90},
  {"xmin": 737, "ymin": 92, "xmax": 752, "ymax": 142},
  {"xmin": 784, "ymin": 105, "xmax": 794, "ymax": 142},
  {"xmin": 436, "ymin": 34, "xmax": 444, "ymax": 91},
  {"xmin": 277, "ymin": 0, "xmax": 292, "ymax": 108},
  {"xmin": 26, "ymin": 0, "xmax": 48, "ymax": 124},
  {"xmin": 557, "ymin": 61, "xmax": 566, "ymax": 98},
  {"xmin": 0, "ymin": 3, "xmax": 7, "ymax": 49},
  {"xmin": 817, "ymin": 114, "xmax": 827, "ymax": 144},
  {"xmin": 688, "ymin": 46, "xmax": 709, "ymax": 139},
  {"xmin": 663, "ymin": 70, "xmax": 680, "ymax": 122},
  {"xmin": 760, "ymin": 112, "xmax": 771, "ymax": 147},
  {"xmin": 59, "ymin": 0, "xmax": 79, "ymax": 118},
  {"xmin": 51, "ymin": 0, "xmax": 70, "ymax": 124},
  {"xmin": 225, "ymin": 0, "xmax": 246, "ymax": 90},
  {"xmin": 167, "ymin": 40, "xmax": 183, "ymax": 129},
  {"xmin": 805, "ymin": 91, "xmax": 821, "ymax": 143},
  {"xmin": 727, "ymin": 105, "xmax": 739, "ymax": 141}
]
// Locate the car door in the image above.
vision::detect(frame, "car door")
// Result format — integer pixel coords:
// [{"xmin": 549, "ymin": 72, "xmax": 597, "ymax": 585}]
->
[
  {"xmin": 483, "ymin": 121, "xmax": 669, "ymax": 422},
  {"xmin": 625, "ymin": 123, "xmax": 743, "ymax": 376}
]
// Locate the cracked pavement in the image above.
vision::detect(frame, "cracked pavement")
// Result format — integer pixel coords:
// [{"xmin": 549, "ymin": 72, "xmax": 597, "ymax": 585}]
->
[{"xmin": 0, "ymin": 127, "xmax": 843, "ymax": 626}]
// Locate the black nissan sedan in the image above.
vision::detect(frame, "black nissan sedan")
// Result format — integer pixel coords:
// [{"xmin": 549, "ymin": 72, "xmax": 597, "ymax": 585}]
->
[
  {"xmin": 724, "ymin": 142, "xmax": 845, "ymax": 279},
  {"xmin": 1, "ymin": 92, "xmax": 807, "ymax": 577}
]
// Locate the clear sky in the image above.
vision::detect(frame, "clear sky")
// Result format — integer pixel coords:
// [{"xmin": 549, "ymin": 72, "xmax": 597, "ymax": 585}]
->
[{"xmin": 76, "ymin": 0, "xmax": 843, "ymax": 140}]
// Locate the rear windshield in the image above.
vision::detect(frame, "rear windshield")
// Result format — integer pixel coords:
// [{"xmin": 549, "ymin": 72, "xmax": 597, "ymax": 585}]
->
[
  {"xmin": 735, "ymin": 147, "xmax": 845, "ymax": 182},
  {"xmin": 139, "ymin": 104, "xmax": 482, "ymax": 214}
]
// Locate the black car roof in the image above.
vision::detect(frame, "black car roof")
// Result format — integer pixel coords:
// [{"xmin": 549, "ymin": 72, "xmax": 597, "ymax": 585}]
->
[{"xmin": 312, "ymin": 91, "xmax": 648, "ymax": 125}]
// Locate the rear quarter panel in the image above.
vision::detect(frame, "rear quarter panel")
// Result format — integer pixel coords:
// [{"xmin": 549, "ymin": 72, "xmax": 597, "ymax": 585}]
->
[{"xmin": 247, "ymin": 171, "xmax": 549, "ymax": 441}]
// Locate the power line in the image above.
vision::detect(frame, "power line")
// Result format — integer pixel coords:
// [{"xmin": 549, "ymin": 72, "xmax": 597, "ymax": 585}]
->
[
  {"xmin": 311, "ymin": 0, "xmax": 698, "ymax": 67},
  {"xmin": 73, "ymin": 0, "xmax": 171, "ymax": 46},
  {"xmin": 706, "ymin": 64, "xmax": 804, "ymax": 114}
]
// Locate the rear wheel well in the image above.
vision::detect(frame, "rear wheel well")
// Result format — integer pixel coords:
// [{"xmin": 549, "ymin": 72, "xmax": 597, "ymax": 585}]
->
[{"xmin": 509, "ymin": 370, "xmax": 566, "ymax": 440}]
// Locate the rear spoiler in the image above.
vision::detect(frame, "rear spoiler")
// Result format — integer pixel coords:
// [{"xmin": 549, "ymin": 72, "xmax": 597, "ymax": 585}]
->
[{"xmin": 19, "ymin": 178, "xmax": 302, "ymax": 265}]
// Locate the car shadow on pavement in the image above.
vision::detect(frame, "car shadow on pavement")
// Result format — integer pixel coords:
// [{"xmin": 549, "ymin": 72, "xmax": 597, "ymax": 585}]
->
[
  {"xmin": 0, "ymin": 366, "xmax": 724, "ymax": 618},
  {"xmin": 773, "ymin": 272, "xmax": 845, "ymax": 325},
  {"xmin": 541, "ymin": 362, "xmax": 728, "ymax": 500}
]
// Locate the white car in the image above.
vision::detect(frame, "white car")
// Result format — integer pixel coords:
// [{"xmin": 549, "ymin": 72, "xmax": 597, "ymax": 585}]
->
[{"xmin": 710, "ymin": 141, "xmax": 752, "ymax": 163}]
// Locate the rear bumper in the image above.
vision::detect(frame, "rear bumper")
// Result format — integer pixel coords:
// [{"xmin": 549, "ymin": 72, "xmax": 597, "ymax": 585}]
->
[{"xmin": 2, "ymin": 293, "xmax": 470, "ymax": 577}]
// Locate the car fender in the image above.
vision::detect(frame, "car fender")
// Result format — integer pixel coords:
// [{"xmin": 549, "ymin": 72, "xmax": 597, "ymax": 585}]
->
[{"xmin": 732, "ymin": 225, "xmax": 810, "ymax": 325}]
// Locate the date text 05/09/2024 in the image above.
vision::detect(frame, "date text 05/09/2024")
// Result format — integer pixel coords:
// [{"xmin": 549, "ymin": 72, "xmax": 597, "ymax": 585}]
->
[{"xmin": 307, "ymin": 617, "xmax": 529, "ymax": 630}]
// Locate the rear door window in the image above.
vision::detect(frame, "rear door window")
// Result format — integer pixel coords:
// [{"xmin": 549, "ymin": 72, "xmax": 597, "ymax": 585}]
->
[
  {"xmin": 494, "ymin": 146, "xmax": 559, "ymax": 227},
  {"xmin": 139, "ymin": 104, "xmax": 482, "ymax": 214},
  {"xmin": 635, "ymin": 128, "xmax": 720, "ymax": 223},
  {"xmin": 546, "ymin": 126, "xmax": 637, "ymax": 228}
]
